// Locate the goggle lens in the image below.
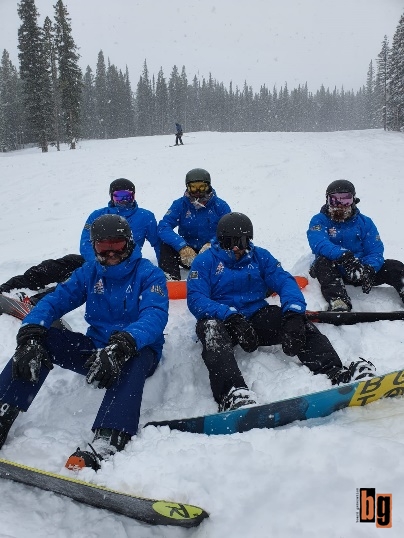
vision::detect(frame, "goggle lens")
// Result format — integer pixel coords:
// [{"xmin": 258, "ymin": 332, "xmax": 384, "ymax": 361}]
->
[
  {"xmin": 94, "ymin": 238, "xmax": 127, "ymax": 255},
  {"xmin": 219, "ymin": 236, "xmax": 249, "ymax": 250},
  {"xmin": 187, "ymin": 182, "xmax": 209, "ymax": 194},
  {"xmin": 112, "ymin": 190, "xmax": 134, "ymax": 203},
  {"xmin": 328, "ymin": 192, "xmax": 353, "ymax": 207}
]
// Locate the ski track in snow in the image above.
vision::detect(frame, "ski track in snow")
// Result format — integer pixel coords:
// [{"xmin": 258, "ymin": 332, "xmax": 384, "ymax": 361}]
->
[{"xmin": 1, "ymin": 130, "xmax": 404, "ymax": 537}]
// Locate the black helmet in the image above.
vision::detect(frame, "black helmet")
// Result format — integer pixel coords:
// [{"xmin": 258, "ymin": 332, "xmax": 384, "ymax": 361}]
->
[
  {"xmin": 185, "ymin": 168, "xmax": 211, "ymax": 185},
  {"xmin": 109, "ymin": 178, "xmax": 135, "ymax": 196},
  {"xmin": 326, "ymin": 179, "xmax": 360, "ymax": 204},
  {"xmin": 216, "ymin": 212, "xmax": 253, "ymax": 250},
  {"xmin": 90, "ymin": 214, "xmax": 134, "ymax": 264},
  {"xmin": 326, "ymin": 179, "xmax": 355, "ymax": 197}
]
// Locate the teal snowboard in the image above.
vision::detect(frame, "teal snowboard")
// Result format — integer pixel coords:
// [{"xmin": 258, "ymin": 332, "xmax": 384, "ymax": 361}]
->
[{"xmin": 146, "ymin": 369, "xmax": 404, "ymax": 435}]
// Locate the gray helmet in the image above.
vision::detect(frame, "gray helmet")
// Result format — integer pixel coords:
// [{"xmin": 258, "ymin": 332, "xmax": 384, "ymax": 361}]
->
[{"xmin": 185, "ymin": 168, "xmax": 211, "ymax": 185}]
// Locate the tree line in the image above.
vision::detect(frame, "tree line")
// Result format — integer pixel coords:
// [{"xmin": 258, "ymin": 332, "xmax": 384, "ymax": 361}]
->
[{"xmin": 0, "ymin": 1, "xmax": 403, "ymax": 152}]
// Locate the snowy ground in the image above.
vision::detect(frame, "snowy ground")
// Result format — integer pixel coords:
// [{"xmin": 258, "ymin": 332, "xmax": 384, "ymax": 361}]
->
[{"xmin": 1, "ymin": 130, "xmax": 404, "ymax": 537}]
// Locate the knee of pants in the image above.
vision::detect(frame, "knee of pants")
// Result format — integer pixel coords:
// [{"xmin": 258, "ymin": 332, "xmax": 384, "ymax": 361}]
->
[{"xmin": 196, "ymin": 318, "xmax": 233, "ymax": 350}]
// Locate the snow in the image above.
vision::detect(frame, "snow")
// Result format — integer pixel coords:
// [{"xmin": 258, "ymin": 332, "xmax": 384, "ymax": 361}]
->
[{"xmin": 1, "ymin": 129, "xmax": 404, "ymax": 537}]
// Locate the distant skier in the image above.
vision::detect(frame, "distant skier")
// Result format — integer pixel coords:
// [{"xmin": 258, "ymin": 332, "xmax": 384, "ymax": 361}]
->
[
  {"xmin": 0, "ymin": 215, "xmax": 168, "ymax": 471},
  {"xmin": 307, "ymin": 180, "xmax": 404, "ymax": 312},
  {"xmin": 157, "ymin": 168, "xmax": 231, "ymax": 280},
  {"xmin": 175, "ymin": 122, "xmax": 184, "ymax": 145},
  {"xmin": 187, "ymin": 212, "xmax": 376, "ymax": 412}
]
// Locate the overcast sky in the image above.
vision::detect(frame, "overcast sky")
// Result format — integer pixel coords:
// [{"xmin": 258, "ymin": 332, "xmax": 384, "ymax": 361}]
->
[{"xmin": 1, "ymin": 0, "xmax": 403, "ymax": 93}]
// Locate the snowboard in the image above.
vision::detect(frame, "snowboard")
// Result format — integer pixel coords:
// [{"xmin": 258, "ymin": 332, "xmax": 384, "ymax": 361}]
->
[
  {"xmin": 145, "ymin": 369, "xmax": 404, "ymax": 436},
  {"xmin": 167, "ymin": 275, "xmax": 308, "ymax": 300},
  {"xmin": 306, "ymin": 309, "xmax": 404, "ymax": 325},
  {"xmin": 0, "ymin": 294, "xmax": 69, "ymax": 330},
  {"xmin": 0, "ymin": 458, "xmax": 208, "ymax": 527}
]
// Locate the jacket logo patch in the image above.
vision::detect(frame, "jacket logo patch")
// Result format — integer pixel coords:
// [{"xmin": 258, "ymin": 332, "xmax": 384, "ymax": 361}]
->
[
  {"xmin": 150, "ymin": 285, "xmax": 164, "ymax": 296},
  {"xmin": 215, "ymin": 262, "xmax": 225, "ymax": 275},
  {"xmin": 189, "ymin": 270, "xmax": 199, "ymax": 279},
  {"xmin": 94, "ymin": 279, "xmax": 104, "ymax": 294},
  {"xmin": 310, "ymin": 224, "xmax": 321, "ymax": 231},
  {"xmin": 328, "ymin": 227, "xmax": 337, "ymax": 237}
]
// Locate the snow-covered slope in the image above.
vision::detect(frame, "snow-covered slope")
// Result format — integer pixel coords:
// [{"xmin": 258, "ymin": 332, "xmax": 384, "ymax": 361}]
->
[{"xmin": 0, "ymin": 130, "xmax": 404, "ymax": 537}]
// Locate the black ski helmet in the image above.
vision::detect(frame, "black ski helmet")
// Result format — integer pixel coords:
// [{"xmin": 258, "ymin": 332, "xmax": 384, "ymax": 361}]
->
[
  {"xmin": 217, "ymin": 212, "xmax": 253, "ymax": 243},
  {"xmin": 326, "ymin": 179, "xmax": 355, "ymax": 197},
  {"xmin": 109, "ymin": 178, "xmax": 135, "ymax": 198},
  {"xmin": 90, "ymin": 214, "xmax": 134, "ymax": 261},
  {"xmin": 326, "ymin": 179, "xmax": 360, "ymax": 204},
  {"xmin": 185, "ymin": 168, "xmax": 211, "ymax": 186}
]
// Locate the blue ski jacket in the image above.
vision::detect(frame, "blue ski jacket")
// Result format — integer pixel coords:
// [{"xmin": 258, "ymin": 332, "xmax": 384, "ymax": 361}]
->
[
  {"xmin": 157, "ymin": 190, "xmax": 231, "ymax": 252},
  {"xmin": 187, "ymin": 239, "xmax": 306, "ymax": 320},
  {"xmin": 22, "ymin": 245, "xmax": 169, "ymax": 359},
  {"xmin": 80, "ymin": 201, "xmax": 160, "ymax": 262},
  {"xmin": 307, "ymin": 205, "xmax": 384, "ymax": 271}
]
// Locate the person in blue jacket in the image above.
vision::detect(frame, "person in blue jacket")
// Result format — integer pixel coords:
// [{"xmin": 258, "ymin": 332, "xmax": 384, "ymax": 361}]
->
[
  {"xmin": 80, "ymin": 177, "xmax": 160, "ymax": 262},
  {"xmin": 0, "ymin": 214, "xmax": 168, "ymax": 471},
  {"xmin": 307, "ymin": 179, "xmax": 404, "ymax": 312},
  {"xmin": 0, "ymin": 178, "xmax": 160, "ymax": 304},
  {"xmin": 187, "ymin": 212, "xmax": 376, "ymax": 412},
  {"xmin": 157, "ymin": 168, "xmax": 231, "ymax": 280}
]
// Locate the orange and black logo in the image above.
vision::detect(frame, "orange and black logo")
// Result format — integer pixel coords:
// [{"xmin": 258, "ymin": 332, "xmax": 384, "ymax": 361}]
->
[{"xmin": 357, "ymin": 488, "xmax": 392, "ymax": 528}]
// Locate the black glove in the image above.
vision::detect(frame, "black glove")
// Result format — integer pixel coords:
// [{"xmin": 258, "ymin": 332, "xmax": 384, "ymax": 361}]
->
[
  {"xmin": 361, "ymin": 265, "xmax": 376, "ymax": 294},
  {"xmin": 337, "ymin": 251, "xmax": 364, "ymax": 282},
  {"xmin": 224, "ymin": 313, "xmax": 259, "ymax": 353},
  {"xmin": 12, "ymin": 324, "xmax": 53, "ymax": 383},
  {"xmin": 85, "ymin": 331, "xmax": 138, "ymax": 389},
  {"xmin": 281, "ymin": 312, "xmax": 306, "ymax": 357}
]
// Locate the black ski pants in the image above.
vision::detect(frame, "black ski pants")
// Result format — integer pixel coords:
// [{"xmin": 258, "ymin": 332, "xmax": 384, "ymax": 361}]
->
[
  {"xmin": 195, "ymin": 304, "xmax": 342, "ymax": 404},
  {"xmin": 0, "ymin": 254, "xmax": 84, "ymax": 294},
  {"xmin": 159, "ymin": 242, "xmax": 199, "ymax": 280},
  {"xmin": 311, "ymin": 256, "xmax": 404, "ymax": 305}
]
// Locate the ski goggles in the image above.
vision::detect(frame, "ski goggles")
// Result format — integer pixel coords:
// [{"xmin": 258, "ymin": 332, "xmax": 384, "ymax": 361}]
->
[
  {"xmin": 94, "ymin": 238, "xmax": 127, "ymax": 255},
  {"xmin": 187, "ymin": 182, "xmax": 210, "ymax": 194},
  {"xmin": 112, "ymin": 190, "xmax": 135, "ymax": 204},
  {"xmin": 328, "ymin": 192, "xmax": 354, "ymax": 207},
  {"xmin": 219, "ymin": 235, "xmax": 250, "ymax": 250}
]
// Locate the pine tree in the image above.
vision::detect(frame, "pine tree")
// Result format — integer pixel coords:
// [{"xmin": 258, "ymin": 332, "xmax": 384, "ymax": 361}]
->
[
  {"xmin": 43, "ymin": 16, "xmax": 60, "ymax": 149},
  {"xmin": 54, "ymin": 0, "xmax": 82, "ymax": 149},
  {"xmin": 155, "ymin": 67, "xmax": 169, "ymax": 134},
  {"xmin": 94, "ymin": 51, "xmax": 108, "ymax": 138},
  {"xmin": 81, "ymin": 66, "xmax": 98, "ymax": 139},
  {"xmin": 365, "ymin": 61, "xmax": 378, "ymax": 128},
  {"xmin": 17, "ymin": 0, "xmax": 53, "ymax": 152},
  {"xmin": 387, "ymin": 12, "xmax": 404, "ymax": 131},
  {"xmin": 0, "ymin": 50, "xmax": 25, "ymax": 151},
  {"xmin": 376, "ymin": 36, "xmax": 389, "ymax": 130},
  {"xmin": 136, "ymin": 60, "xmax": 153, "ymax": 136}
]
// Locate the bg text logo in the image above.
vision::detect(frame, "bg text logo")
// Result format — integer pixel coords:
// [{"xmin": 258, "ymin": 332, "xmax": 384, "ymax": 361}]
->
[{"xmin": 356, "ymin": 488, "xmax": 392, "ymax": 528}]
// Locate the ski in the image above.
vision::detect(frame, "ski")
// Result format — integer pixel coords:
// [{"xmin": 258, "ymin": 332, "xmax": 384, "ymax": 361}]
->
[
  {"xmin": 306, "ymin": 310, "xmax": 404, "ymax": 325},
  {"xmin": 145, "ymin": 369, "xmax": 404, "ymax": 436},
  {"xmin": 166, "ymin": 275, "xmax": 308, "ymax": 300},
  {"xmin": 0, "ymin": 458, "xmax": 208, "ymax": 527}
]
